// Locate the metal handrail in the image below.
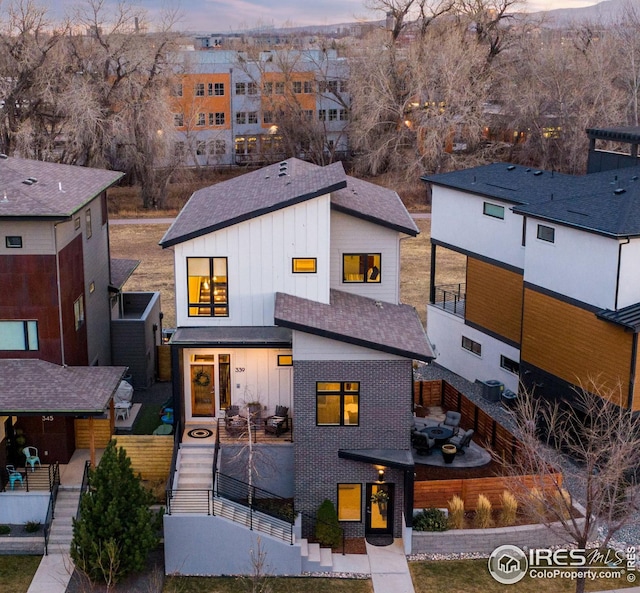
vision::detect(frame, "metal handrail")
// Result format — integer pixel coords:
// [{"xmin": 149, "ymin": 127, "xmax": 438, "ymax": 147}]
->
[
  {"xmin": 166, "ymin": 418, "xmax": 182, "ymax": 495},
  {"xmin": 75, "ymin": 460, "xmax": 91, "ymax": 522},
  {"xmin": 43, "ymin": 463, "xmax": 61, "ymax": 556},
  {"xmin": 433, "ymin": 283, "xmax": 466, "ymax": 317},
  {"xmin": 212, "ymin": 422, "xmax": 221, "ymax": 493}
]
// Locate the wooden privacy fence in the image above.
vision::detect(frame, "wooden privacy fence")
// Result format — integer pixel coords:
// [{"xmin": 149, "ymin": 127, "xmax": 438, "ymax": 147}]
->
[{"xmin": 114, "ymin": 435, "xmax": 173, "ymax": 482}]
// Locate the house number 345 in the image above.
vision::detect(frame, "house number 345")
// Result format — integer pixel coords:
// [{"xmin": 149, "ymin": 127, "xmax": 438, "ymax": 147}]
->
[
  {"xmin": 42, "ymin": 416, "xmax": 54, "ymax": 422},
  {"xmin": 235, "ymin": 367, "xmax": 245, "ymax": 373}
]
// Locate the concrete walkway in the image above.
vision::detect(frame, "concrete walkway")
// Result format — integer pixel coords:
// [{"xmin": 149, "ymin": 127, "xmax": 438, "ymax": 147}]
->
[{"xmin": 366, "ymin": 539, "xmax": 415, "ymax": 593}]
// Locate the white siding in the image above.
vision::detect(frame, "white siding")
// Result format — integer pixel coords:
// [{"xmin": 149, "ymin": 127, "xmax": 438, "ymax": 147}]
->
[
  {"xmin": 329, "ymin": 210, "xmax": 400, "ymax": 303},
  {"xmin": 182, "ymin": 347, "xmax": 293, "ymax": 420},
  {"xmin": 617, "ymin": 238, "xmax": 640, "ymax": 309},
  {"xmin": 426, "ymin": 305, "xmax": 520, "ymax": 393},
  {"xmin": 174, "ymin": 196, "xmax": 331, "ymax": 327},
  {"xmin": 431, "ymin": 187, "xmax": 525, "ymax": 269},
  {"xmin": 0, "ymin": 221, "xmax": 55, "ymax": 254},
  {"xmin": 293, "ymin": 331, "xmax": 405, "ymax": 361},
  {"xmin": 523, "ymin": 220, "xmax": 619, "ymax": 310}
]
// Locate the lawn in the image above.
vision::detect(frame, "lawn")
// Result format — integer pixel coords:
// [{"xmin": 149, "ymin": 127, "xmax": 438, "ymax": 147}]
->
[
  {"xmin": 0, "ymin": 556, "xmax": 41, "ymax": 593},
  {"xmin": 163, "ymin": 576, "xmax": 372, "ymax": 593},
  {"xmin": 409, "ymin": 559, "xmax": 636, "ymax": 593}
]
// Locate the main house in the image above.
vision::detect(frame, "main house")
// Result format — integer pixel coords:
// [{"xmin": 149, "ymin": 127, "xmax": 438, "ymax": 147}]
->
[
  {"xmin": 423, "ymin": 126, "xmax": 640, "ymax": 413},
  {"xmin": 160, "ymin": 158, "xmax": 433, "ymax": 574}
]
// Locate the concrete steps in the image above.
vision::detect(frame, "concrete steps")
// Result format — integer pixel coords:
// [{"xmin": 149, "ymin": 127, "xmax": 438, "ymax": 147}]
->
[
  {"xmin": 46, "ymin": 488, "xmax": 81, "ymax": 552},
  {"xmin": 299, "ymin": 539, "xmax": 333, "ymax": 572}
]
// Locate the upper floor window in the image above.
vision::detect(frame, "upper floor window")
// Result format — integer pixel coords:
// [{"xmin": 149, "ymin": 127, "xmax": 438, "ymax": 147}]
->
[
  {"xmin": 212, "ymin": 82, "xmax": 225, "ymax": 96},
  {"xmin": 339, "ymin": 109, "xmax": 348, "ymax": 121},
  {"xmin": 248, "ymin": 111, "xmax": 258, "ymax": 124},
  {"xmin": 236, "ymin": 112, "xmax": 247, "ymax": 125},
  {"xmin": 85, "ymin": 209, "xmax": 92, "ymax": 239},
  {"xmin": 195, "ymin": 83, "xmax": 205, "ymax": 97},
  {"xmin": 343, "ymin": 253, "xmax": 381, "ymax": 283},
  {"xmin": 293, "ymin": 81, "xmax": 302, "ymax": 94},
  {"xmin": 172, "ymin": 83, "xmax": 183, "ymax": 97},
  {"xmin": 247, "ymin": 82, "xmax": 258, "ymax": 95},
  {"xmin": 462, "ymin": 335, "xmax": 481, "ymax": 356},
  {"xmin": 263, "ymin": 82, "xmax": 273, "ymax": 95},
  {"xmin": 235, "ymin": 82, "xmax": 246, "ymax": 95},
  {"xmin": 316, "ymin": 382, "xmax": 359, "ymax": 426},
  {"xmin": 263, "ymin": 111, "xmax": 274, "ymax": 124},
  {"xmin": 292, "ymin": 258, "xmax": 317, "ymax": 273},
  {"xmin": 210, "ymin": 112, "xmax": 225, "ymax": 126},
  {"xmin": 318, "ymin": 109, "xmax": 326, "ymax": 121},
  {"xmin": 5, "ymin": 236, "xmax": 22, "ymax": 248},
  {"xmin": 197, "ymin": 113, "xmax": 205, "ymax": 126},
  {"xmin": 483, "ymin": 202, "xmax": 504, "ymax": 219},
  {"xmin": 277, "ymin": 354, "xmax": 293, "ymax": 366},
  {"xmin": 275, "ymin": 81, "xmax": 285, "ymax": 95},
  {"xmin": 0, "ymin": 320, "xmax": 38, "ymax": 351},
  {"xmin": 74, "ymin": 296, "xmax": 85, "ymax": 330},
  {"xmin": 537, "ymin": 224, "xmax": 555, "ymax": 243},
  {"xmin": 328, "ymin": 109, "xmax": 338, "ymax": 121},
  {"xmin": 304, "ymin": 80, "xmax": 314, "ymax": 93},
  {"xmin": 187, "ymin": 257, "xmax": 228, "ymax": 317},
  {"xmin": 174, "ymin": 113, "xmax": 184, "ymax": 127}
]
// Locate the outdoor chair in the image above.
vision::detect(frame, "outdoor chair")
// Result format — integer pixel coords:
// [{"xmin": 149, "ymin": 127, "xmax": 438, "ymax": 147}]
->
[
  {"xmin": 411, "ymin": 430, "xmax": 435, "ymax": 456},
  {"xmin": 438, "ymin": 411, "xmax": 461, "ymax": 436},
  {"xmin": 23, "ymin": 447, "xmax": 41, "ymax": 471},
  {"xmin": 264, "ymin": 405, "xmax": 290, "ymax": 437},
  {"xmin": 115, "ymin": 401, "xmax": 132, "ymax": 420},
  {"xmin": 224, "ymin": 405, "xmax": 246, "ymax": 436},
  {"xmin": 6, "ymin": 465, "xmax": 23, "ymax": 489},
  {"xmin": 448, "ymin": 428, "xmax": 474, "ymax": 454}
]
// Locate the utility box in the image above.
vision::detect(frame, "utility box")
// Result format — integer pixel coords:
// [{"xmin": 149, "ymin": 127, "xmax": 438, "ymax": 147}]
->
[
  {"xmin": 502, "ymin": 389, "xmax": 517, "ymax": 408},
  {"xmin": 480, "ymin": 379, "xmax": 504, "ymax": 402}
]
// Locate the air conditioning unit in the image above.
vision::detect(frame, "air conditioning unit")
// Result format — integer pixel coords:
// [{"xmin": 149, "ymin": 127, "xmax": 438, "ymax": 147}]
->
[{"xmin": 479, "ymin": 379, "xmax": 504, "ymax": 402}]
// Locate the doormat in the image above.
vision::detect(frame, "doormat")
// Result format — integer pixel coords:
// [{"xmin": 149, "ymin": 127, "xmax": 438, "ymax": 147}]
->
[
  {"xmin": 187, "ymin": 428, "xmax": 213, "ymax": 439},
  {"xmin": 365, "ymin": 534, "xmax": 394, "ymax": 547}
]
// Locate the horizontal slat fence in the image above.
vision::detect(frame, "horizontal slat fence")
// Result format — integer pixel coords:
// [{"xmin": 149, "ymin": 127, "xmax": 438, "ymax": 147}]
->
[
  {"xmin": 74, "ymin": 418, "xmax": 112, "ymax": 449},
  {"xmin": 113, "ymin": 435, "xmax": 173, "ymax": 482}
]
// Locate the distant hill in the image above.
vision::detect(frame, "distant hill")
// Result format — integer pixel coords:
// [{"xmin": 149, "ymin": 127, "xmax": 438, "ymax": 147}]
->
[{"xmin": 529, "ymin": 0, "xmax": 640, "ymax": 26}]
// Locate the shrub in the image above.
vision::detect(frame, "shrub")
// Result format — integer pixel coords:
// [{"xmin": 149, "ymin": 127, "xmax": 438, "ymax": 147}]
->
[
  {"xmin": 474, "ymin": 494, "xmax": 493, "ymax": 528},
  {"xmin": 413, "ymin": 508, "xmax": 448, "ymax": 532},
  {"xmin": 315, "ymin": 499, "xmax": 342, "ymax": 548},
  {"xmin": 25, "ymin": 521, "xmax": 41, "ymax": 533},
  {"xmin": 498, "ymin": 491, "xmax": 518, "ymax": 526},
  {"xmin": 526, "ymin": 487, "xmax": 547, "ymax": 521},
  {"xmin": 552, "ymin": 488, "xmax": 572, "ymax": 520},
  {"xmin": 0, "ymin": 525, "xmax": 10, "ymax": 535},
  {"xmin": 447, "ymin": 495, "xmax": 465, "ymax": 529}
]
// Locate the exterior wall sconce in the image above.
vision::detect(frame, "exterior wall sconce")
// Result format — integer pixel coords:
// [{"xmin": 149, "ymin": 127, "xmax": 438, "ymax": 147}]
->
[{"xmin": 378, "ymin": 469, "xmax": 385, "ymax": 482}]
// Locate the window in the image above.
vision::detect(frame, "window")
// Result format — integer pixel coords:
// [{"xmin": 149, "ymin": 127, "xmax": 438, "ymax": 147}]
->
[
  {"xmin": 196, "ymin": 141, "xmax": 206, "ymax": 156},
  {"xmin": 74, "ymin": 217, "xmax": 81, "ymax": 231},
  {"xmin": 247, "ymin": 82, "xmax": 258, "ymax": 95},
  {"xmin": 209, "ymin": 139, "xmax": 225, "ymax": 155},
  {"xmin": 318, "ymin": 80, "xmax": 327, "ymax": 93},
  {"xmin": 483, "ymin": 202, "xmax": 505, "ymax": 219},
  {"xmin": 462, "ymin": 336, "xmax": 481, "ymax": 356},
  {"xmin": 195, "ymin": 83, "xmax": 205, "ymax": 97},
  {"xmin": 214, "ymin": 82, "xmax": 225, "ymax": 96},
  {"xmin": 343, "ymin": 253, "xmax": 381, "ymax": 283},
  {"xmin": 304, "ymin": 110, "xmax": 313, "ymax": 120},
  {"xmin": 248, "ymin": 111, "xmax": 258, "ymax": 124},
  {"xmin": 339, "ymin": 109, "xmax": 348, "ymax": 121},
  {"xmin": 172, "ymin": 83, "xmax": 183, "ymax": 97},
  {"xmin": 500, "ymin": 355, "xmax": 520, "ymax": 375},
  {"xmin": 236, "ymin": 112, "xmax": 247, "ymax": 125},
  {"xmin": 275, "ymin": 81, "xmax": 285, "ymax": 95},
  {"xmin": 263, "ymin": 111, "xmax": 273, "ymax": 124},
  {"xmin": 207, "ymin": 82, "xmax": 213, "ymax": 96},
  {"xmin": 318, "ymin": 109, "xmax": 326, "ymax": 121},
  {"xmin": 328, "ymin": 109, "xmax": 338, "ymax": 121},
  {"xmin": 5, "ymin": 236, "xmax": 22, "ymax": 248},
  {"xmin": 74, "ymin": 296, "xmax": 85, "ymax": 330},
  {"xmin": 277, "ymin": 354, "xmax": 293, "ymax": 366},
  {"xmin": 0, "ymin": 320, "xmax": 38, "ymax": 351},
  {"xmin": 337, "ymin": 484, "xmax": 362, "ymax": 521},
  {"xmin": 174, "ymin": 113, "xmax": 184, "ymax": 127},
  {"xmin": 215, "ymin": 112, "xmax": 225, "ymax": 126},
  {"xmin": 187, "ymin": 257, "xmax": 228, "ymax": 317},
  {"xmin": 263, "ymin": 82, "xmax": 273, "ymax": 95},
  {"xmin": 235, "ymin": 82, "xmax": 246, "ymax": 95},
  {"xmin": 85, "ymin": 209, "xmax": 92, "ymax": 239},
  {"xmin": 339, "ymin": 80, "xmax": 348, "ymax": 93},
  {"xmin": 537, "ymin": 224, "xmax": 555, "ymax": 243},
  {"xmin": 292, "ymin": 258, "xmax": 317, "ymax": 273},
  {"xmin": 304, "ymin": 80, "xmax": 314, "ymax": 93},
  {"xmin": 196, "ymin": 113, "xmax": 205, "ymax": 126},
  {"xmin": 293, "ymin": 81, "xmax": 302, "ymax": 94},
  {"xmin": 316, "ymin": 382, "xmax": 359, "ymax": 426},
  {"xmin": 174, "ymin": 141, "xmax": 185, "ymax": 157},
  {"xmin": 327, "ymin": 80, "xmax": 338, "ymax": 93}
]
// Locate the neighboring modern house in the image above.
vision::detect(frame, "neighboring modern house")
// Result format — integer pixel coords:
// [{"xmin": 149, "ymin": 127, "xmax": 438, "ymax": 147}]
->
[
  {"xmin": 160, "ymin": 158, "xmax": 433, "ymax": 574},
  {"xmin": 0, "ymin": 156, "xmax": 160, "ymax": 466},
  {"xmin": 423, "ymin": 127, "xmax": 640, "ymax": 413}
]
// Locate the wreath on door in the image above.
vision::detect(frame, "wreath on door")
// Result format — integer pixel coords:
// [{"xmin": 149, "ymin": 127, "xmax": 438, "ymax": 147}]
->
[{"xmin": 194, "ymin": 370, "xmax": 211, "ymax": 387}]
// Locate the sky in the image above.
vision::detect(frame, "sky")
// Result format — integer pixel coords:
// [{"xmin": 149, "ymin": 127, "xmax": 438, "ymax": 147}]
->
[{"xmin": 57, "ymin": 0, "xmax": 606, "ymax": 32}]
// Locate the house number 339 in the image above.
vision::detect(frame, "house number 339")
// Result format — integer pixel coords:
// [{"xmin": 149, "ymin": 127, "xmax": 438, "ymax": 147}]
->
[{"xmin": 235, "ymin": 367, "xmax": 245, "ymax": 373}]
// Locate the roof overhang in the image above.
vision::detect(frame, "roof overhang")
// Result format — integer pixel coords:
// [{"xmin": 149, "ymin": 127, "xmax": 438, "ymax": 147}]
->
[
  {"xmin": 338, "ymin": 449, "xmax": 415, "ymax": 470},
  {"xmin": 170, "ymin": 326, "xmax": 292, "ymax": 347}
]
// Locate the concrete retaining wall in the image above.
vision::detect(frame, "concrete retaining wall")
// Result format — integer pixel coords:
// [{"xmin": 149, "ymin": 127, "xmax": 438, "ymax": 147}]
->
[{"xmin": 0, "ymin": 492, "xmax": 49, "ymax": 524}]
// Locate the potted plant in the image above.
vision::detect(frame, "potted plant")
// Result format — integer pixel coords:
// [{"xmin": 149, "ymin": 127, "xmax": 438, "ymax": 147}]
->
[
  {"xmin": 441, "ymin": 443, "xmax": 457, "ymax": 464},
  {"xmin": 371, "ymin": 489, "xmax": 390, "ymax": 516}
]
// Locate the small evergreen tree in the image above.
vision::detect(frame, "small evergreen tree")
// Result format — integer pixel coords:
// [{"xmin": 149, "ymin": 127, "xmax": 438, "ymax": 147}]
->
[
  {"xmin": 314, "ymin": 499, "xmax": 342, "ymax": 548},
  {"xmin": 71, "ymin": 440, "xmax": 159, "ymax": 587}
]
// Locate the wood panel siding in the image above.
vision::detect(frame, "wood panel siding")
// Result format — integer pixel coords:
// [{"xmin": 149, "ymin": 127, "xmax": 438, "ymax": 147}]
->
[
  {"xmin": 521, "ymin": 288, "xmax": 632, "ymax": 407},
  {"xmin": 634, "ymin": 341, "xmax": 640, "ymax": 412},
  {"xmin": 74, "ymin": 418, "xmax": 111, "ymax": 448},
  {"xmin": 114, "ymin": 435, "xmax": 173, "ymax": 482},
  {"xmin": 413, "ymin": 380, "xmax": 443, "ymax": 408},
  {"xmin": 465, "ymin": 257, "xmax": 523, "ymax": 345}
]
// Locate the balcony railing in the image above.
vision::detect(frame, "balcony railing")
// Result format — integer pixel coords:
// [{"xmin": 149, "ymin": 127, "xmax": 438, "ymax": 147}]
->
[{"xmin": 432, "ymin": 283, "xmax": 466, "ymax": 318}]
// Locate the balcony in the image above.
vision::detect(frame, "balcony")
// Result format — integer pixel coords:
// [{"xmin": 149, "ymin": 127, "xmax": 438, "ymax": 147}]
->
[{"xmin": 432, "ymin": 283, "xmax": 466, "ymax": 318}]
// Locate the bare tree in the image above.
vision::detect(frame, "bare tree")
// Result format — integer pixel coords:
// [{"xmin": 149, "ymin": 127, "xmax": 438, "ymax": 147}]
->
[{"xmin": 503, "ymin": 381, "xmax": 640, "ymax": 593}]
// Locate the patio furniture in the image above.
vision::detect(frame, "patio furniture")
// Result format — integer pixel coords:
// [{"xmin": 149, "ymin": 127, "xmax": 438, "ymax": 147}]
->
[
  {"xmin": 161, "ymin": 407, "xmax": 174, "ymax": 424},
  {"xmin": 411, "ymin": 430, "xmax": 435, "ymax": 455},
  {"xmin": 438, "ymin": 411, "xmax": 461, "ymax": 435},
  {"xmin": 264, "ymin": 406, "xmax": 290, "ymax": 437},
  {"xmin": 115, "ymin": 401, "xmax": 132, "ymax": 420},
  {"xmin": 6, "ymin": 465, "xmax": 23, "ymax": 489},
  {"xmin": 23, "ymin": 447, "xmax": 41, "ymax": 471},
  {"xmin": 422, "ymin": 425, "xmax": 454, "ymax": 447},
  {"xmin": 448, "ymin": 428, "xmax": 474, "ymax": 454},
  {"xmin": 224, "ymin": 406, "xmax": 247, "ymax": 436}
]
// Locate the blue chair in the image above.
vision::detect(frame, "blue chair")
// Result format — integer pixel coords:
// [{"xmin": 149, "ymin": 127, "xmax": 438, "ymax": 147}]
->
[
  {"xmin": 6, "ymin": 465, "xmax": 23, "ymax": 489},
  {"xmin": 23, "ymin": 447, "xmax": 41, "ymax": 471}
]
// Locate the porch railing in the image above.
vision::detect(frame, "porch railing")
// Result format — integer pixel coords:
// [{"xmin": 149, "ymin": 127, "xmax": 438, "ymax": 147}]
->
[
  {"xmin": 432, "ymin": 283, "xmax": 466, "ymax": 318},
  {"xmin": 1, "ymin": 462, "xmax": 60, "ymax": 493},
  {"xmin": 75, "ymin": 460, "xmax": 91, "ymax": 522},
  {"xmin": 43, "ymin": 463, "xmax": 61, "ymax": 555}
]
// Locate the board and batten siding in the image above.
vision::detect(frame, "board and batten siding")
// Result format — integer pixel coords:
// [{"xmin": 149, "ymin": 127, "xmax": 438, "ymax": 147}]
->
[
  {"xmin": 174, "ymin": 195, "xmax": 331, "ymax": 328},
  {"xmin": 292, "ymin": 331, "xmax": 405, "ymax": 361},
  {"xmin": 465, "ymin": 257, "xmax": 523, "ymax": 345},
  {"xmin": 329, "ymin": 210, "xmax": 401, "ymax": 304},
  {"xmin": 521, "ymin": 287, "xmax": 632, "ymax": 408},
  {"xmin": 181, "ymin": 347, "xmax": 293, "ymax": 420},
  {"xmin": 430, "ymin": 187, "xmax": 525, "ymax": 270},
  {"xmin": 0, "ymin": 221, "xmax": 56, "ymax": 255}
]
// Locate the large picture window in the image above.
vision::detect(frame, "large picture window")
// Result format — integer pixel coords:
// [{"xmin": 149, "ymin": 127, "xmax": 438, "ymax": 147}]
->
[
  {"xmin": 187, "ymin": 257, "xmax": 228, "ymax": 317},
  {"xmin": 337, "ymin": 484, "xmax": 362, "ymax": 521},
  {"xmin": 343, "ymin": 253, "xmax": 381, "ymax": 283},
  {"xmin": 0, "ymin": 320, "xmax": 38, "ymax": 350},
  {"xmin": 316, "ymin": 382, "xmax": 359, "ymax": 426}
]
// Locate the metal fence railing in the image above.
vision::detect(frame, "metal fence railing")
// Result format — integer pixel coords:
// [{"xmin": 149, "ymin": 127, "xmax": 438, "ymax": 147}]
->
[{"xmin": 432, "ymin": 283, "xmax": 466, "ymax": 318}]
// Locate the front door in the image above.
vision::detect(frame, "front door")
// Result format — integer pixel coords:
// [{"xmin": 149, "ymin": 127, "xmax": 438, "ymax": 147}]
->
[
  {"xmin": 190, "ymin": 354, "xmax": 231, "ymax": 417},
  {"xmin": 365, "ymin": 483, "xmax": 394, "ymax": 536}
]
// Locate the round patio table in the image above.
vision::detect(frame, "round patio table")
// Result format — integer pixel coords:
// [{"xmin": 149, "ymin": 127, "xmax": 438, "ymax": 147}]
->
[{"xmin": 422, "ymin": 425, "xmax": 454, "ymax": 447}]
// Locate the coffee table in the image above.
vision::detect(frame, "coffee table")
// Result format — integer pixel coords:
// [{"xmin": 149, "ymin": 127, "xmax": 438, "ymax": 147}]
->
[{"xmin": 422, "ymin": 425, "xmax": 453, "ymax": 447}]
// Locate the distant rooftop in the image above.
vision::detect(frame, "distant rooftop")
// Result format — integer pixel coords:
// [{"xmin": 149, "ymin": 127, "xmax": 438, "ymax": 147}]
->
[{"xmin": 0, "ymin": 156, "xmax": 123, "ymax": 219}]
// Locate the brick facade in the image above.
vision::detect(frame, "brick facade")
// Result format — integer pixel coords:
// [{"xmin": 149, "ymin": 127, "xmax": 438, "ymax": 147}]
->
[{"xmin": 293, "ymin": 359, "xmax": 413, "ymax": 538}]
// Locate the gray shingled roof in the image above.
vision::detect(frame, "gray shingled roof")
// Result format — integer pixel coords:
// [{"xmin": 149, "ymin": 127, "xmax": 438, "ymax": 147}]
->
[
  {"xmin": 0, "ymin": 156, "xmax": 123, "ymax": 218},
  {"xmin": 160, "ymin": 158, "xmax": 418, "ymax": 247},
  {"xmin": 274, "ymin": 289, "xmax": 434, "ymax": 361},
  {"xmin": 110, "ymin": 259, "xmax": 140, "ymax": 290},
  {"xmin": 0, "ymin": 360, "xmax": 127, "ymax": 414},
  {"xmin": 424, "ymin": 162, "xmax": 640, "ymax": 237}
]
